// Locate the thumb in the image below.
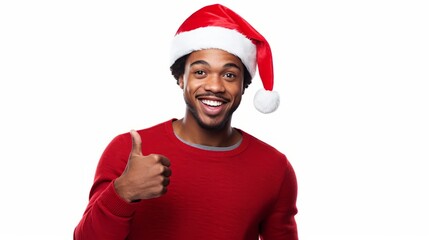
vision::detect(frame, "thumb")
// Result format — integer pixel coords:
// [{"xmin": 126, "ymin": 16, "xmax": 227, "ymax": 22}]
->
[{"xmin": 130, "ymin": 129, "xmax": 142, "ymax": 155}]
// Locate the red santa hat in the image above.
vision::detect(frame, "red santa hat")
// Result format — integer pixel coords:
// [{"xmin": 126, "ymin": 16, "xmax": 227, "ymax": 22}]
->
[{"xmin": 170, "ymin": 4, "xmax": 280, "ymax": 114}]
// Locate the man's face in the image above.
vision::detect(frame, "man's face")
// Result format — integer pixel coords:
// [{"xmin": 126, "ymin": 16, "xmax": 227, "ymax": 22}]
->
[{"xmin": 179, "ymin": 49, "xmax": 245, "ymax": 130}]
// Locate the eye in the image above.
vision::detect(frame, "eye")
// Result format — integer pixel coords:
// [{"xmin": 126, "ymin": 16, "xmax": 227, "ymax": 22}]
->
[
  {"xmin": 194, "ymin": 70, "xmax": 206, "ymax": 78},
  {"xmin": 223, "ymin": 72, "xmax": 237, "ymax": 81}
]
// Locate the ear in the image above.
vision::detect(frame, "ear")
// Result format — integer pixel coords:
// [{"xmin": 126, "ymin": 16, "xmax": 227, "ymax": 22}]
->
[{"xmin": 179, "ymin": 76, "xmax": 184, "ymax": 89}]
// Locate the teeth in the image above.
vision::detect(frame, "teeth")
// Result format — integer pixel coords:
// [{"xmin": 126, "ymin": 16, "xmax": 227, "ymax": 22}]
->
[{"xmin": 201, "ymin": 99, "xmax": 222, "ymax": 107}]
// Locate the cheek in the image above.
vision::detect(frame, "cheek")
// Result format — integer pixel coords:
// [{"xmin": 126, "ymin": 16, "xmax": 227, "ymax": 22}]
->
[
  {"xmin": 184, "ymin": 79, "xmax": 202, "ymax": 92},
  {"xmin": 182, "ymin": 80, "xmax": 196, "ymax": 97},
  {"xmin": 230, "ymin": 82, "xmax": 244, "ymax": 96}
]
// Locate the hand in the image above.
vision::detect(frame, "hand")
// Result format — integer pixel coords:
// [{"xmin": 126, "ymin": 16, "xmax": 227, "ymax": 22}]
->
[{"xmin": 114, "ymin": 130, "xmax": 172, "ymax": 202}]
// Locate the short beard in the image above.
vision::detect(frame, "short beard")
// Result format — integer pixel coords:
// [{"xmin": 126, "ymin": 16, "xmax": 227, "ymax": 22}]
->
[{"xmin": 185, "ymin": 97, "xmax": 237, "ymax": 131}]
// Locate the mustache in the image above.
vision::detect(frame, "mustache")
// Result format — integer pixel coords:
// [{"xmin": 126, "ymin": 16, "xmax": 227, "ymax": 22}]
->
[{"xmin": 196, "ymin": 92, "xmax": 229, "ymax": 102}]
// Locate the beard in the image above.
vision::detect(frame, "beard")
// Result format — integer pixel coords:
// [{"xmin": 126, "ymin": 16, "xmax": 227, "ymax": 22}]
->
[{"xmin": 184, "ymin": 96, "xmax": 238, "ymax": 131}]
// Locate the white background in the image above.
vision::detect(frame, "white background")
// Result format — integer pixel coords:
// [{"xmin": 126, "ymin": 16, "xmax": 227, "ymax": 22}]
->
[{"xmin": 1, "ymin": 0, "xmax": 428, "ymax": 239}]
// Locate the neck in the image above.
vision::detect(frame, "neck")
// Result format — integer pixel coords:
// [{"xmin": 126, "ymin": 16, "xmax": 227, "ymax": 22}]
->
[{"xmin": 172, "ymin": 117, "xmax": 241, "ymax": 147}]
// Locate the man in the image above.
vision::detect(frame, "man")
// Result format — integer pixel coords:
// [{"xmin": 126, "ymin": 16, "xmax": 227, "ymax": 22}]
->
[{"xmin": 74, "ymin": 4, "xmax": 298, "ymax": 240}]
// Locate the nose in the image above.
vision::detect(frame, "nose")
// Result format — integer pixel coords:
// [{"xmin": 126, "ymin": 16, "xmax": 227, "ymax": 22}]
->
[{"xmin": 204, "ymin": 74, "xmax": 225, "ymax": 93}]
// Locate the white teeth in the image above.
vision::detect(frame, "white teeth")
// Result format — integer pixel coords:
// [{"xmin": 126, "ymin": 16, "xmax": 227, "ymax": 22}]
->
[{"xmin": 201, "ymin": 99, "xmax": 222, "ymax": 107}]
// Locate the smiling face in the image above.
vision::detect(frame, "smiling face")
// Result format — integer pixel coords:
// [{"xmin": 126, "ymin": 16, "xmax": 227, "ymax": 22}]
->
[{"xmin": 179, "ymin": 49, "xmax": 245, "ymax": 131}]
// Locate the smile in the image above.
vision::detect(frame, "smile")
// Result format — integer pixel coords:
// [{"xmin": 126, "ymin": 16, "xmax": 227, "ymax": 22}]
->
[{"xmin": 201, "ymin": 99, "xmax": 223, "ymax": 107}]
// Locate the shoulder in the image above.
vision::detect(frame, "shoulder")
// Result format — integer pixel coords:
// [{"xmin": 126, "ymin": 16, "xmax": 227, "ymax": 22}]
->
[
  {"xmin": 115, "ymin": 119, "xmax": 173, "ymax": 140},
  {"xmin": 238, "ymin": 129, "xmax": 294, "ymax": 170},
  {"xmin": 239, "ymin": 129, "xmax": 297, "ymax": 190},
  {"xmin": 109, "ymin": 119, "xmax": 174, "ymax": 154},
  {"xmin": 103, "ymin": 119, "xmax": 172, "ymax": 152},
  {"xmin": 240, "ymin": 129, "xmax": 285, "ymax": 158}
]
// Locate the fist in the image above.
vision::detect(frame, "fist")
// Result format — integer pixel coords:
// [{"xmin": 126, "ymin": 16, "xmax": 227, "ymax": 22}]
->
[{"xmin": 114, "ymin": 130, "xmax": 172, "ymax": 202}]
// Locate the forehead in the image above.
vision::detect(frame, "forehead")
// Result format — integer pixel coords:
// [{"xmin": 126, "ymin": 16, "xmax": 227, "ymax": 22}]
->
[{"xmin": 187, "ymin": 49, "xmax": 243, "ymax": 67}]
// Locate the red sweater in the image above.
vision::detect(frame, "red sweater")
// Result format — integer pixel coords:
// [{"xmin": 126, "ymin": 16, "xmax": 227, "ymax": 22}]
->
[{"xmin": 74, "ymin": 119, "xmax": 298, "ymax": 240}]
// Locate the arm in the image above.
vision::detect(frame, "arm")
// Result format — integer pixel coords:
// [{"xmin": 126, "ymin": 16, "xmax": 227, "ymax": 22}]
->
[
  {"xmin": 73, "ymin": 134, "xmax": 136, "ymax": 240},
  {"xmin": 259, "ymin": 160, "xmax": 299, "ymax": 240},
  {"xmin": 73, "ymin": 131, "xmax": 171, "ymax": 240}
]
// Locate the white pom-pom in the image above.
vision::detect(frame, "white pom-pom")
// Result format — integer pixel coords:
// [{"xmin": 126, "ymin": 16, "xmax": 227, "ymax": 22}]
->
[{"xmin": 253, "ymin": 89, "xmax": 280, "ymax": 114}]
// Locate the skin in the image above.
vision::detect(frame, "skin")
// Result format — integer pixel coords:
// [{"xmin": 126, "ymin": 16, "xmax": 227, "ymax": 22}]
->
[
  {"xmin": 173, "ymin": 49, "xmax": 245, "ymax": 147},
  {"xmin": 114, "ymin": 130, "xmax": 172, "ymax": 202},
  {"xmin": 114, "ymin": 49, "xmax": 245, "ymax": 202}
]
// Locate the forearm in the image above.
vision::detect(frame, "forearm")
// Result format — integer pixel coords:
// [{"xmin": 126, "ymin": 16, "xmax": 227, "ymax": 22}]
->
[{"xmin": 73, "ymin": 182, "xmax": 137, "ymax": 240}]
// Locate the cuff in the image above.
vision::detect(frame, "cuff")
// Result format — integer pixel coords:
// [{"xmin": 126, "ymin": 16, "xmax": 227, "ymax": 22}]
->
[{"xmin": 99, "ymin": 181, "xmax": 139, "ymax": 217}]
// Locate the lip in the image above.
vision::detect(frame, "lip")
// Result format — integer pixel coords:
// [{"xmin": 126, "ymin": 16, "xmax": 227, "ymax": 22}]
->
[{"xmin": 198, "ymin": 97, "xmax": 227, "ymax": 116}]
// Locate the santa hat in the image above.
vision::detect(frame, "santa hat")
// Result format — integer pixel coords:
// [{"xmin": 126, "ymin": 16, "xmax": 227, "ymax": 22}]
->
[{"xmin": 170, "ymin": 4, "xmax": 280, "ymax": 114}]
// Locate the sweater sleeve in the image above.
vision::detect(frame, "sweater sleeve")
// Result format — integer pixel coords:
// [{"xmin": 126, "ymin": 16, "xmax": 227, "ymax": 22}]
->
[
  {"xmin": 73, "ymin": 134, "xmax": 139, "ymax": 240},
  {"xmin": 259, "ymin": 159, "xmax": 299, "ymax": 240}
]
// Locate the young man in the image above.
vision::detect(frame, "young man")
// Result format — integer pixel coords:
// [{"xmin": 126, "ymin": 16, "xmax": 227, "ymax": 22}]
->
[{"xmin": 74, "ymin": 4, "xmax": 298, "ymax": 240}]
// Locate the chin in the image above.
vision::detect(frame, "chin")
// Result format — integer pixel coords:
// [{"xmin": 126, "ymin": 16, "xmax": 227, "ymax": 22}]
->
[
  {"xmin": 195, "ymin": 113, "xmax": 232, "ymax": 131},
  {"xmin": 199, "ymin": 120, "xmax": 226, "ymax": 131},
  {"xmin": 186, "ymin": 99, "xmax": 235, "ymax": 131}
]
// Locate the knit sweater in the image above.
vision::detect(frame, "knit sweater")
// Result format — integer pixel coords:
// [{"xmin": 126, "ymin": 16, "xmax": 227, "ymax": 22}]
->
[{"xmin": 74, "ymin": 119, "xmax": 298, "ymax": 240}]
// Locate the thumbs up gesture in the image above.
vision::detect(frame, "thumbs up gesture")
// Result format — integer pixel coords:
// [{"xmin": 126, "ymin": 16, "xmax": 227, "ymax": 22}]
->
[{"xmin": 114, "ymin": 130, "xmax": 172, "ymax": 202}]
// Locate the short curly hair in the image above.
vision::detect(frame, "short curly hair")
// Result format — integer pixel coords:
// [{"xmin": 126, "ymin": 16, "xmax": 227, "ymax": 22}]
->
[{"xmin": 170, "ymin": 53, "xmax": 252, "ymax": 90}]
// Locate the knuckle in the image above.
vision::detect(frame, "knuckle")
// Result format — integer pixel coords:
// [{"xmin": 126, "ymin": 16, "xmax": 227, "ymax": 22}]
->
[
  {"xmin": 156, "ymin": 175, "xmax": 164, "ymax": 183},
  {"xmin": 155, "ymin": 185, "xmax": 165, "ymax": 194},
  {"xmin": 150, "ymin": 154, "xmax": 161, "ymax": 161},
  {"xmin": 156, "ymin": 165, "xmax": 165, "ymax": 174}
]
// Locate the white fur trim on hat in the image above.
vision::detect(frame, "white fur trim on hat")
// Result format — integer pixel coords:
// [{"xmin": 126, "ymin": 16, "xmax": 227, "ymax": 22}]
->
[
  {"xmin": 254, "ymin": 89, "xmax": 280, "ymax": 114},
  {"xmin": 170, "ymin": 26, "xmax": 257, "ymax": 77}
]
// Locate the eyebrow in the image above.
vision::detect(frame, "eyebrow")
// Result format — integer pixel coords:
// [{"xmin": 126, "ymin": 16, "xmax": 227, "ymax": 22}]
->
[
  {"xmin": 190, "ymin": 60, "xmax": 242, "ymax": 71},
  {"xmin": 190, "ymin": 60, "xmax": 209, "ymax": 67}
]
